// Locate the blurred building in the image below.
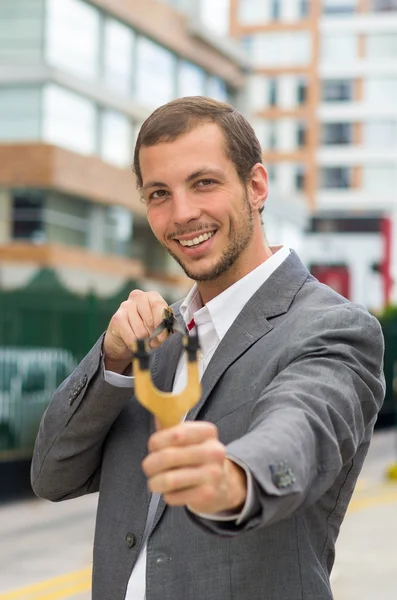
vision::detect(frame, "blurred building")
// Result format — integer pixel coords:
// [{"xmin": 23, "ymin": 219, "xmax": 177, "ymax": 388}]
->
[
  {"xmin": 0, "ymin": 0, "xmax": 248, "ymax": 303},
  {"xmin": 232, "ymin": 0, "xmax": 397, "ymax": 311}
]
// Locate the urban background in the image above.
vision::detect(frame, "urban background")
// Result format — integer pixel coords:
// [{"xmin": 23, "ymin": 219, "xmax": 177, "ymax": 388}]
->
[{"xmin": 0, "ymin": 1, "xmax": 396, "ymax": 599}]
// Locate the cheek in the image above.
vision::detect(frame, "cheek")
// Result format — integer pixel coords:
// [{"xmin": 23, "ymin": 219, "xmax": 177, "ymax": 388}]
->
[{"xmin": 147, "ymin": 211, "xmax": 167, "ymax": 240}]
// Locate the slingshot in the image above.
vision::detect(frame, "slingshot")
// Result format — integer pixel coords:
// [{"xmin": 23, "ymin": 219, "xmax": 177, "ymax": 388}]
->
[{"xmin": 131, "ymin": 308, "xmax": 202, "ymax": 428}]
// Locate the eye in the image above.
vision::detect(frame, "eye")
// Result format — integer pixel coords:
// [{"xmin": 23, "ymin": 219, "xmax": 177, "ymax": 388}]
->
[
  {"xmin": 148, "ymin": 189, "xmax": 168, "ymax": 202},
  {"xmin": 196, "ymin": 179, "xmax": 217, "ymax": 188}
]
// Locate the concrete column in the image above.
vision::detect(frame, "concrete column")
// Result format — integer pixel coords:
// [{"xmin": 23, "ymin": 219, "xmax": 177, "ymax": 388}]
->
[{"xmin": 0, "ymin": 190, "xmax": 12, "ymax": 243}]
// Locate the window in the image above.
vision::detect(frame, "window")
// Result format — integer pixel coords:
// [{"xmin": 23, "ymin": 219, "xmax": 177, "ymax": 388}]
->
[
  {"xmin": 0, "ymin": 85, "xmax": 41, "ymax": 141},
  {"xmin": 247, "ymin": 76, "xmax": 278, "ymax": 110},
  {"xmin": 100, "ymin": 109, "xmax": 132, "ymax": 168},
  {"xmin": 297, "ymin": 79, "xmax": 308, "ymax": 104},
  {"xmin": 12, "ymin": 191, "xmax": 44, "ymax": 242},
  {"xmin": 321, "ymin": 35, "xmax": 357, "ymax": 62},
  {"xmin": 45, "ymin": 0, "xmax": 100, "ymax": 80},
  {"xmin": 322, "ymin": 80, "xmax": 353, "ymax": 102},
  {"xmin": 238, "ymin": 0, "xmax": 270, "ymax": 23},
  {"xmin": 136, "ymin": 37, "xmax": 176, "ymax": 107},
  {"xmin": 207, "ymin": 77, "xmax": 229, "ymax": 102},
  {"xmin": 271, "ymin": 0, "xmax": 281, "ymax": 19},
  {"xmin": 200, "ymin": 0, "xmax": 230, "ymax": 36},
  {"xmin": 363, "ymin": 166, "xmax": 397, "ymax": 190},
  {"xmin": 299, "ymin": 0, "xmax": 310, "ymax": 16},
  {"xmin": 322, "ymin": 123, "xmax": 353, "ymax": 145},
  {"xmin": 42, "ymin": 85, "xmax": 97, "ymax": 155},
  {"xmin": 177, "ymin": 61, "xmax": 206, "ymax": 97},
  {"xmin": 45, "ymin": 193, "xmax": 88, "ymax": 248},
  {"xmin": 269, "ymin": 122, "xmax": 277, "ymax": 149},
  {"xmin": 320, "ymin": 167, "xmax": 351, "ymax": 188},
  {"xmin": 371, "ymin": 0, "xmax": 397, "ymax": 10},
  {"xmin": 105, "ymin": 206, "xmax": 133, "ymax": 257},
  {"xmin": 365, "ymin": 78, "xmax": 397, "ymax": 105},
  {"xmin": 367, "ymin": 34, "xmax": 397, "ymax": 60},
  {"xmin": 0, "ymin": 0, "xmax": 44, "ymax": 64},
  {"xmin": 323, "ymin": 0, "xmax": 357, "ymax": 14},
  {"xmin": 269, "ymin": 78, "xmax": 278, "ymax": 106},
  {"xmin": 103, "ymin": 18, "xmax": 135, "ymax": 95},
  {"xmin": 364, "ymin": 121, "xmax": 397, "ymax": 148},
  {"xmin": 295, "ymin": 165, "xmax": 306, "ymax": 190},
  {"xmin": 297, "ymin": 122, "xmax": 307, "ymax": 146},
  {"xmin": 247, "ymin": 32, "xmax": 311, "ymax": 67}
]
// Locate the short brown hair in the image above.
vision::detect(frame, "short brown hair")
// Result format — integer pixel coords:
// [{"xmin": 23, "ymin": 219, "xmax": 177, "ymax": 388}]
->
[{"xmin": 133, "ymin": 96, "xmax": 263, "ymax": 190}]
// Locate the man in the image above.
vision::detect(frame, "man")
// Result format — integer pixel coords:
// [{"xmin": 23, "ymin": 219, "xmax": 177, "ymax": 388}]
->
[{"xmin": 31, "ymin": 97, "xmax": 385, "ymax": 600}]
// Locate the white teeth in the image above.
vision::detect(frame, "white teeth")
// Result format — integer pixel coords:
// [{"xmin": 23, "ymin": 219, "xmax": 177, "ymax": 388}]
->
[{"xmin": 179, "ymin": 231, "xmax": 214, "ymax": 247}]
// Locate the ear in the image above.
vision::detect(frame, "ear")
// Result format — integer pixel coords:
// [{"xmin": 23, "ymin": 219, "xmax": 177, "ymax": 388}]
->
[{"xmin": 248, "ymin": 164, "xmax": 268, "ymax": 213}]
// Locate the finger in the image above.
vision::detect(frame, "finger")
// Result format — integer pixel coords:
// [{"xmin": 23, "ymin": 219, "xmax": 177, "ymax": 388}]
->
[
  {"xmin": 164, "ymin": 484, "xmax": 222, "ymax": 510},
  {"xmin": 148, "ymin": 463, "xmax": 223, "ymax": 495},
  {"xmin": 106, "ymin": 306, "xmax": 139, "ymax": 353},
  {"xmin": 126, "ymin": 302, "xmax": 151, "ymax": 342},
  {"xmin": 134, "ymin": 293, "xmax": 156, "ymax": 337},
  {"xmin": 142, "ymin": 440, "xmax": 225, "ymax": 478},
  {"xmin": 148, "ymin": 422, "xmax": 218, "ymax": 453}
]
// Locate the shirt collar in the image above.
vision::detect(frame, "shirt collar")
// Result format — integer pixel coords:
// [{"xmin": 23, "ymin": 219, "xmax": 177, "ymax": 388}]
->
[{"xmin": 180, "ymin": 245, "xmax": 290, "ymax": 342}]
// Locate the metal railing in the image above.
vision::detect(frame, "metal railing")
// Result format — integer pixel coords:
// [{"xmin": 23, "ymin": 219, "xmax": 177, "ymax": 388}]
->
[{"xmin": 0, "ymin": 347, "xmax": 76, "ymax": 458}]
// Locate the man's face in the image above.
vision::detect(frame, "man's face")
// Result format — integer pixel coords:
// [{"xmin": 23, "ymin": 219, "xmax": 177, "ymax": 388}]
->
[{"xmin": 139, "ymin": 123, "xmax": 259, "ymax": 283}]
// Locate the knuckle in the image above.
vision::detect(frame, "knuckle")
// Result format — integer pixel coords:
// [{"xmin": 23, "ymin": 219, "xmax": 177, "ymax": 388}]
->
[{"xmin": 128, "ymin": 289, "xmax": 144, "ymax": 300}]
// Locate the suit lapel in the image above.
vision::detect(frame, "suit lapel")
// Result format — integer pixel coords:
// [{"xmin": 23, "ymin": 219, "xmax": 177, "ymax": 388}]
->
[{"xmin": 150, "ymin": 250, "xmax": 309, "ymax": 533}]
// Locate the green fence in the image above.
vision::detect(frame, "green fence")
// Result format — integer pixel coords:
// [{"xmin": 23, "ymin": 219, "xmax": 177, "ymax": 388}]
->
[
  {"xmin": 379, "ymin": 317, "xmax": 397, "ymax": 429},
  {"xmin": 0, "ymin": 269, "xmax": 139, "ymax": 457}
]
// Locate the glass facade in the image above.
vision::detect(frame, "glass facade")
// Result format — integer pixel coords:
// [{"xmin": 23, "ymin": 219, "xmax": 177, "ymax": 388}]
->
[
  {"xmin": 136, "ymin": 37, "xmax": 176, "ymax": 107},
  {"xmin": 0, "ymin": 0, "xmax": 44, "ymax": 64},
  {"xmin": 367, "ymin": 34, "xmax": 397, "ymax": 60},
  {"xmin": 321, "ymin": 35, "xmax": 357, "ymax": 62},
  {"xmin": 322, "ymin": 80, "xmax": 353, "ymax": 102},
  {"xmin": 178, "ymin": 61, "xmax": 206, "ymax": 97},
  {"xmin": 320, "ymin": 167, "xmax": 352, "ymax": 189},
  {"xmin": 365, "ymin": 78, "xmax": 397, "ymax": 105},
  {"xmin": 0, "ymin": 86, "xmax": 41, "ymax": 141},
  {"xmin": 245, "ymin": 32, "xmax": 311, "ymax": 67},
  {"xmin": 103, "ymin": 18, "xmax": 135, "ymax": 95},
  {"xmin": 42, "ymin": 85, "xmax": 97, "ymax": 155},
  {"xmin": 364, "ymin": 121, "xmax": 397, "ymax": 148},
  {"xmin": 45, "ymin": 0, "xmax": 100, "ymax": 80},
  {"xmin": 100, "ymin": 109, "xmax": 132, "ymax": 168}
]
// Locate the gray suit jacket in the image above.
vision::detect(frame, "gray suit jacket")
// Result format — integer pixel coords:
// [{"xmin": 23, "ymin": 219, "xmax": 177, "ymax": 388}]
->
[{"xmin": 31, "ymin": 251, "xmax": 385, "ymax": 600}]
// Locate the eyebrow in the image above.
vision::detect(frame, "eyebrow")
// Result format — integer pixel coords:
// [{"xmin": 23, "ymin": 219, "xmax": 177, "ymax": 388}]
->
[{"xmin": 142, "ymin": 168, "xmax": 225, "ymax": 191}]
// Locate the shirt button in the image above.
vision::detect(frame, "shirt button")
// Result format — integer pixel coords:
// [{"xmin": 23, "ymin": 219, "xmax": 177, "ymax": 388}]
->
[{"xmin": 125, "ymin": 533, "xmax": 135, "ymax": 548}]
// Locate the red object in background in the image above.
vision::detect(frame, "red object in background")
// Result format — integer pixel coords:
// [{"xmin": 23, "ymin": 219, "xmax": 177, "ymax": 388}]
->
[
  {"xmin": 380, "ymin": 217, "xmax": 392, "ymax": 306},
  {"xmin": 310, "ymin": 264, "xmax": 351, "ymax": 299}
]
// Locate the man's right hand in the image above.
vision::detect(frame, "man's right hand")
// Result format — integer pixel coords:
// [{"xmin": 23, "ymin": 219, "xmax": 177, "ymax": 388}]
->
[{"xmin": 103, "ymin": 290, "xmax": 169, "ymax": 374}]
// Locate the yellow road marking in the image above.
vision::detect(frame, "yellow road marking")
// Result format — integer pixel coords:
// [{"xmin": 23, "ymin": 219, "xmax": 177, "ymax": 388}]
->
[
  {"xmin": 1, "ymin": 485, "xmax": 397, "ymax": 600},
  {"xmin": 349, "ymin": 487, "xmax": 397, "ymax": 513},
  {"xmin": 0, "ymin": 568, "xmax": 91, "ymax": 600}
]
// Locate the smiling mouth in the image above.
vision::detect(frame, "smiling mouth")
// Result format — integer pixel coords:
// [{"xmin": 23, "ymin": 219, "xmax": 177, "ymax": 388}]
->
[{"xmin": 177, "ymin": 231, "xmax": 215, "ymax": 248}]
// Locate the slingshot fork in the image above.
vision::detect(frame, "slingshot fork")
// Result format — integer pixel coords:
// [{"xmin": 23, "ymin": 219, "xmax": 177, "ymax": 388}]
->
[{"xmin": 131, "ymin": 307, "xmax": 202, "ymax": 429}]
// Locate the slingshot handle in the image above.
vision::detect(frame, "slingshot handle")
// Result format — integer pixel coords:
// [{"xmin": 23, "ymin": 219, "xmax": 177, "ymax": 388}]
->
[{"xmin": 131, "ymin": 335, "xmax": 201, "ymax": 428}]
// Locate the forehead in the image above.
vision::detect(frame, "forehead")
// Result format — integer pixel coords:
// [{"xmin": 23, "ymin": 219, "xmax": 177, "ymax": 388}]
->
[{"xmin": 139, "ymin": 122, "xmax": 233, "ymax": 184}]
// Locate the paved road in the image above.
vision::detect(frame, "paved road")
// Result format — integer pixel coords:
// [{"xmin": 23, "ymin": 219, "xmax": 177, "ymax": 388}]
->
[{"xmin": 0, "ymin": 430, "xmax": 396, "ymax": 599}]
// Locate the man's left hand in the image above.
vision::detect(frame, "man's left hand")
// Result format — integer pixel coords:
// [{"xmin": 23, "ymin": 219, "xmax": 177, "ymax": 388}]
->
[{"xmin": 142, "ymin": 421, "xmax": 247, "ymax": 515}]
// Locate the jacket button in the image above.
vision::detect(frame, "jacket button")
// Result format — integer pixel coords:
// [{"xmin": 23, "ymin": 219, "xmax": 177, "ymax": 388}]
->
[{"xmin": 125, "ymin": 533, "xmax": 135, "ymax": 548}]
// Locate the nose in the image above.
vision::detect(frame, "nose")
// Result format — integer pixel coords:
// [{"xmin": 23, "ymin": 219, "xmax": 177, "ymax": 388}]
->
[{"xmin": 171, "ymin": 189, "xmax": 201, "ymax": 226}]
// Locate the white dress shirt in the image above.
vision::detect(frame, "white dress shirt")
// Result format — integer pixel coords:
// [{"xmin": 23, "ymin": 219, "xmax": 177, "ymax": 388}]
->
[{"xmin": 105, "ymin": 245, "xmax": 290, "ymax": 600}]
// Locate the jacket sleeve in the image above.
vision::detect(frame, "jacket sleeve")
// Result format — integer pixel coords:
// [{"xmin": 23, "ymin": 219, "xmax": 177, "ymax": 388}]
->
[
  {"xmin": 31, "ymin": 336, "xmax": 134, "ymax": 502},
  {"xmin": 188, "ymin": 304, "xmax": 385, "ymax": 535}
]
